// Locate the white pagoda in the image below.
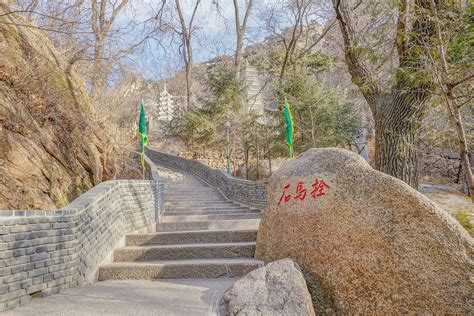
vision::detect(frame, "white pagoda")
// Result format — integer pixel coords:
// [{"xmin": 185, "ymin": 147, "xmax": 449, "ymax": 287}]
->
[{"xmin": 157, "ymin": 84, "xmax": 175, "ymax": 121}]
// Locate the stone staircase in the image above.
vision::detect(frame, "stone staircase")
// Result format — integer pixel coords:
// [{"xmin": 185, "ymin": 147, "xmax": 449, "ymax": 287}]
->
[
  {"xmin": 242, "ymin": 65, "xmax": 264, "ymax": 112},
  {"xmin": 98, "ymin": 166, "xmax": 264, "ymax": 280}
]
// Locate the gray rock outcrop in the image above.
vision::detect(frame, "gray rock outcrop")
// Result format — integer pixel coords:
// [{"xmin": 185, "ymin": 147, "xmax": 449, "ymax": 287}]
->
[
  {"xmin": 219, "ymin": 258, "xmax": 315, "ymax": 316},
  {"xmin": 0, "ymin": 4, "xmax": 113, "ymax": 209}
]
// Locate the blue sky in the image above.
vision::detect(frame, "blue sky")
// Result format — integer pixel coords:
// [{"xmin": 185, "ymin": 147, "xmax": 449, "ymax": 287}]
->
[{"xmin": 119, "ymin": 0, "xmax": 275, "ymax": 80}]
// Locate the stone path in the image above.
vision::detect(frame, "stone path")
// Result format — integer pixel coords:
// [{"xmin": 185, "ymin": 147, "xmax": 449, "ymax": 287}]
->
[
  {"xmin": 4, "ymin": 279, "xmax": 235, "ymax": 316},
  {"xmin": 420, "ymin": 183, "xmax": 474, "ymax": 236},
  {"xmin": 7, "ymin": 166, "xmax": 264, "ymax": 315}
]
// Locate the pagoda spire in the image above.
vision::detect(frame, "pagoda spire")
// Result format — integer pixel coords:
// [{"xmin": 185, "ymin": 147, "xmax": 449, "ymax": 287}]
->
[{"xmin": 157, "ymin": 84, "xmax": 175, "ymax": 121}]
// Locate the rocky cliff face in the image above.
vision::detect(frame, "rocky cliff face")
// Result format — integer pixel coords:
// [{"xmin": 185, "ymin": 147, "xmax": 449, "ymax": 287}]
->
[{"xmin": 0, "ymin": 5, "xmax": 111, "ymax": 209}]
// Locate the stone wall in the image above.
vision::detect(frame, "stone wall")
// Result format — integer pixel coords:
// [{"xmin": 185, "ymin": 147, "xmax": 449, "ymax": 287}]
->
[
  {"xmin": 147, "ymin": 149, "xmax": 267, "ymax": 209},
  {"xmin": 143, "ymin": 153, "xmax": 162, "ymax": 184},
  {"xmin": 0, "ymin": 157, "xmax": 164, "ymax": 311}
]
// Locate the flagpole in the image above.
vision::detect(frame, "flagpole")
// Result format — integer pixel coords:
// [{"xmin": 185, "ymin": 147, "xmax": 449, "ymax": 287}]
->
[
  {"xmin": 138, "ymin": 101, "xmax": 148, "ymax": 179},
  {"xmin": 141, "ymin": 100, "xmax": 145, "ymax": 179},
  {"xmin": 141, "ymin": 137, "xmax": 145, "ymax": 178},
  {"xmin": 284, "ymin": 97, "xmax": 295, "ymax": 160},
  {"xmin": 141, "ymin": 99, "xmax": 144, "ymax": 172}
]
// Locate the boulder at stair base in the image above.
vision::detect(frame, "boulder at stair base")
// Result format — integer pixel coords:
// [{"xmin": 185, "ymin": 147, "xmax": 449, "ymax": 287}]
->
[
  {"xmin": 255, "ymin": 148, "xmax": 474, "ymax": 314},
  {"xmin": 219, "ymin": 258, "xmax": 315, "ymax": 316}
]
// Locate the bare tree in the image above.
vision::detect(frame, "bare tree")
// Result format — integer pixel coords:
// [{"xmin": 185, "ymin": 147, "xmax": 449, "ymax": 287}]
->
[
  {"xmin": 232, "ymin": 0, "xmax": 254, "ymax": 80},
  {"xmin": 175, "ymin": 0, "xmax": 201, "ymax": 109},
  {"xmin": 258, "ymin": 0, "xmax": 334, "ymax": 79},
  {"xmin": 279, "ymin": 0, "xmax": 312, "ymax": 79},
  {"xmin": 8, "ymin": 1, "xmax": 164, "ymax": 101},
  {"xmin": 90, "ymin": 0, "xmax": 130, "ymax": 98},
  {"xmin": 4, "ymin": 1, "xmax": 88, "ymax": 54},
  {"xmin": 331, "ymin": 0, "xmax": 444, "ymax": 188},
  {"xmin": 425, "ymin": 0, "xmax": 473, "ymax": 201}
]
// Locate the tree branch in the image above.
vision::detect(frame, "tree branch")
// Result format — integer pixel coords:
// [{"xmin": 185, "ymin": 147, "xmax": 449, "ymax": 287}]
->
[
  {"xmin": 396, "ymin": 0, "xmax": 411, "ymax": 64},
  {"xmin": 332, "ymin": 0, "xmax": 380, "ymax": 113}
]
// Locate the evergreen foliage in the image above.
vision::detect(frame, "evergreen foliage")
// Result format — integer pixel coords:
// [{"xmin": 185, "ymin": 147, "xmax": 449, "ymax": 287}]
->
[{"xmin": 275, "ymin": 72, "xmax": 362, "ymax": 154}]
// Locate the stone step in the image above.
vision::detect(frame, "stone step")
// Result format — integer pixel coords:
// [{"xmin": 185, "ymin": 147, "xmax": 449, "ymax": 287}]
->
[
  {"xmin": 161, "ymin": 213, "xmax": 261, "ymax": 223},
  {"xmin": 163, "ymin": 209, "xmax": 260, "ymax": 216},
  {"xmin": 164, "ymin": 207, "xmax": 248, "ymax": 213},
  {"xmin": 97, "ymin": 164, "xmax": 264, "ymax": 281},
  {"xmin": 164, "ymin": 190, "xmax": 222, "ymax": 194},
  {"xmin": 165, "ymin": 192, "xmax": 224, "ymax": 195},
  {"xmin": 164, "ymin": 191, "xmax": 222, "ymax": 195},
  {"xmin": 164, "ymin": 186, "xmax": 213, "ymax": 190},
  {"xmin": 156, "ymin": 219, "xmax": 261, "ymax": 232},
  {"xmin": 98, "ymin": 258, "xmax": 264, "ymax": 280},
  {"xmin": 126, "ymin": 230, "xmax": 258, "ymax": 246},
  {"xmin": 164, "ymin": 192, "xmax": 220, "ymax": 196},
  {"xmin": 165, "ymin": 197, "xmax": 231, "ymax": 200},
  {"xmin": 113, "ymin": 242, "xmax": 256, "ymax": 262},
  {"xmin": 164, "ymin": 204, "xmax": 243, "ymax": 209},
  {"xmin": 166, "ymin": 191, "xmax": 218, "ymax": 194},
  {"xmin": 165, "ymin": 190, "xmax": 222, "ymax": 194},
  {"xmin": 165, "ymin": 186, "xmax": 215, "ymax": 188},
  {"xmin": 164, "ymin": 188, "xmax": 214, "ymax": 191},
  {"xmin": 164, "ymin": 202, "xmax": 244, "ymax": 207},
  {"xmin": 164, "ymin": 187, "xmax": 214, "ymax": 190},
  {"xmin": 165, "ymin": 188, "xmax": 214, "ymax": 191},
  {"xmin": 164, "ymin": 199, "xmax": 231, "ymax": 204}
]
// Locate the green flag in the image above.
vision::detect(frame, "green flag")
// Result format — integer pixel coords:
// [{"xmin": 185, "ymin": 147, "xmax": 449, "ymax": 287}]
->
[
  {"xmin": 284, "ymin": 97, "xmax": 295, "ymax": 159},
  {"xmin": 138, "ymin": 102, "xmax": 148, "ymax": 166}
]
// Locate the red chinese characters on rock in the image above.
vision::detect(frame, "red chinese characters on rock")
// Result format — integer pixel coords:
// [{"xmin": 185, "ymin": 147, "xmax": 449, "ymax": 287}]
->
[
  {"xmin": 294, "ymin": 181, "xmax": 307, "ymax": 200},
  {"xmin": 278, "ymin": 184, "xmax": 292, "ymax": 206},
  {"xmin": 311, "ymin": 179, "xmax": 330, "ymax": 199},
  {"xmin": 277, "ymin": 179, "xmax": 331, "ymax": 207}
]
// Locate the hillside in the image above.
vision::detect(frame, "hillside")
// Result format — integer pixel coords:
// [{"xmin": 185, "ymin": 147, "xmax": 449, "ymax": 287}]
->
[{"xmin": 0, "ymin": 4, "xmax": 112, "ymax": 209}]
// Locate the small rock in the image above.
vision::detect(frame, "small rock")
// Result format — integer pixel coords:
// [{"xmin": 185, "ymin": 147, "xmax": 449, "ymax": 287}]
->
[{"xmin": 219, "ymin": 258, "xmax": 315, "ymax": 316}]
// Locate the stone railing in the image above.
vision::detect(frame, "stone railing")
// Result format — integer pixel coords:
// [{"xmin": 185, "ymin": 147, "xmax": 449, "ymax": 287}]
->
[
  {"xmin": 134, "ymin": 151, "xmax": 165, "ymax": 221},
  {"xmin": 146, "ymin": 149, "xmax": 267, "ymax": 209},
  {"xmin": 143, "ymin": 153, "xmax": 162, "ymax": 183},
  {"xmin": 0, "ymin": 159, "xmax": 164, "ymax": 311}
]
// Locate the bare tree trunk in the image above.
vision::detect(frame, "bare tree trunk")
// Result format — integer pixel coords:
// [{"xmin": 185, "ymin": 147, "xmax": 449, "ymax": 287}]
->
[
  {"xmin": 25, "ymin": 0, "xmax": 39, "ymax": 20},
  {"xmin": 175, "ymin": 0, "xmax": 200, "ymax": 109},
  {"xmin": 268, "ymin": 155, "xmax": 272, "ymax": 176},
  {"xmin": 374, "ymin": 96, "xmax": 425, "ymax": 188},
  {"xmin": 280, "ymin": 45, "xmax": 291, "ymax": 79},
  {"xmin": 279, "ymin": 0, "xmax": 308, "ymax": 79},
  {"xmin": 332, "ymin": 0, "xmax": 437, "ymax": 189},
  {"xmin": 448, "ymin": 99, "xmax": 474, "ymax": 201},
  {"xmin": 309, "ymin": 106, "xmax": 316, "ymax": 147},
  {"xmin": 90, "ymin": 0, "xmax": 130, "ymax": 99},
  {"xmin": 432, "ymin": 52, "xmax": 474, "ymax": 201},
  {"xmin": 256, "ymin": 137, "xmax": 259, "ymax": 180},
  {"xmin": 428, "ymin": 0, "xmax": 474, "ymax": 201},
  {"xmin": 232, "ymin": 0, "xmax": 253, "ymax": 80},
  {"xmin": 233, "ymin": 131, "xmax": 237, "ymax": 175},
  {"xmin": 235, "ymin": 31, "xmax": 244, "ymax": 80},
  {"xmin": 245, "ymin": 144, "xmax": 249, "ymax": 180},
  {"xmin": 184, "ymin": 56, "xmax": 193, "ymax": 109},
  {"xmin": 184, "ymin": 27, "xmax": 194, "ymax": 108},
  {"xmin": 91, "ymin": 39, "xmax": 105, "ymax": 98}
]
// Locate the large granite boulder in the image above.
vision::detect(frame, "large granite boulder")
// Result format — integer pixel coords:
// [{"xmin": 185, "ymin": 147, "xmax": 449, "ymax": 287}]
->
[
  {"xmin": 219, "ymin": 259, "xmax": 315, "ymax": 316},
  {"xmin": 256, "ymin": 148, "xmax": 474, "ymax": 314}
]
